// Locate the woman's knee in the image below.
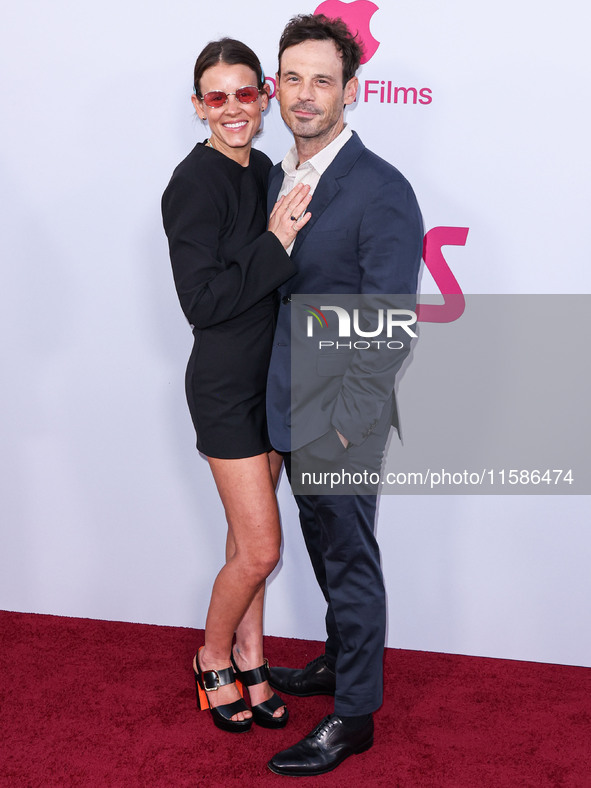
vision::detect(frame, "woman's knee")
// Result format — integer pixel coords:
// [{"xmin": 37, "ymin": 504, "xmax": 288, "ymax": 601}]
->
[{"xmin": 237, "ymin": 545, "xmax": 280, "ymax": 581}]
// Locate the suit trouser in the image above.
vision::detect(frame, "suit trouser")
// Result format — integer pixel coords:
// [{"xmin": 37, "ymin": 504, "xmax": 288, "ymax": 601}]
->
[{"xmin": 284, "ymin": 428, "xmax": 388, "ymax": 716}]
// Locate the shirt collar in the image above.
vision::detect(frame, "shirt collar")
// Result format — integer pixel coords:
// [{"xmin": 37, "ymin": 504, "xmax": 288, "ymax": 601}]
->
[{"xmin": 281, "ymin": 125, "xmax": 353, "ymax": 177}]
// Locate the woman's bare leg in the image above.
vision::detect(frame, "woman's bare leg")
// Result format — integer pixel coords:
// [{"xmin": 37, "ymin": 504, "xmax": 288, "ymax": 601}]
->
[
  {"xmin": 198, "ymin": 452, "xmax": 282, "ymax": 721},
  {"xmin": 232, "ymin": 450, "xmax": 284, "ymax": 714}
]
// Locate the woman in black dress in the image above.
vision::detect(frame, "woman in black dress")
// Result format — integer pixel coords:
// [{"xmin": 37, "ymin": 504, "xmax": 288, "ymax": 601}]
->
[{"xmin": 162, "ymin": 39, "xmax": 311, "ymax": 733}]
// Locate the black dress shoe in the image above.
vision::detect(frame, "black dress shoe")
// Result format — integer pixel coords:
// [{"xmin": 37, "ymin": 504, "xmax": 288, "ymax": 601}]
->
[
  {"xmin": 268, "ymin": 654, "xmax": 336, "ymax": 697},
  {"xmin": 267, "ymin": 714, "xmax": 374, "ymax": 776}
]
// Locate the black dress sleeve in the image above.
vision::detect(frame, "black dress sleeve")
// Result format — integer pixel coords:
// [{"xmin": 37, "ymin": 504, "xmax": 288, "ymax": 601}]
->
[{"xmin": 161, "ymin": 155, "xmax": 296, "ymax": 330}]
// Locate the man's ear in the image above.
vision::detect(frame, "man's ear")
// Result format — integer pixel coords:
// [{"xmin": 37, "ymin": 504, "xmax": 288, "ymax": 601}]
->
[
  {"xmin": 275, "ymin": 71, "xmax": 281, "ymax": 103},
  {"xmin": 344, "ymin": 76, "xmax": 359, "ymax": 106}
]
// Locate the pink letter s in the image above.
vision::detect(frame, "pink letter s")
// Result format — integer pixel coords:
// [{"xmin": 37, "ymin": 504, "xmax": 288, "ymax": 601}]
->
[{"xmin": 417, "ymin": 226, "xmax": 469, "ymax": 323}]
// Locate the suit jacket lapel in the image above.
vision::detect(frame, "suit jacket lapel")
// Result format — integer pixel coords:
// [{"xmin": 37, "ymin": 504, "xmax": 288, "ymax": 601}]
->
[
  {"xmin": 268, "ymin": 132, "xmax": 366, "ymax": 257},
  {"xmin": 291, "ymin": 175, "xmax": 340, "ymax": 257},
  {"xmin": 292, "ymin": 132, "xmax": 365, "ymax": 257}
]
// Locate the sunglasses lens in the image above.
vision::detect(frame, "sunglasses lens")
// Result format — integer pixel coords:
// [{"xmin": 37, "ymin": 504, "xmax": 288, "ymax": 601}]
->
[
  {"xmin": 203, "ymin": 91, "xmax": 227, "ymax": 108},
  {"xmin": 236, "ymin": 86, "xmax": 260, "ymax": 103}
]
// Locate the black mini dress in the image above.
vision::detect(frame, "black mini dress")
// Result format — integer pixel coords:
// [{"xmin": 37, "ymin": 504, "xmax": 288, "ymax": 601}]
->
[{"xmin": 162, "ymin": 143, "xmax": 296, "ymax": 458}]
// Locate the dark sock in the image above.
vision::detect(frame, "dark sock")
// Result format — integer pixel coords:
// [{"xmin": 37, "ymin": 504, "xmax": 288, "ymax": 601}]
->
[{"xmin": 339, "ymin": 713, "xmax": 372, "ymax": 730}]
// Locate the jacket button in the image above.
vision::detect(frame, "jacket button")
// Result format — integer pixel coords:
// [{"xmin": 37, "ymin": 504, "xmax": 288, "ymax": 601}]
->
[{"xmin": 281, "ymin": 296, "xmax": 291, "ymax": 305}]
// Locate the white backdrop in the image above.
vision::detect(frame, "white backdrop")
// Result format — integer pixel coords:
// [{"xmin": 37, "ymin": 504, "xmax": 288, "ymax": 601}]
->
[{"xmin": 1, "ymin": 1, "xmax": 590, "ymax": 667}]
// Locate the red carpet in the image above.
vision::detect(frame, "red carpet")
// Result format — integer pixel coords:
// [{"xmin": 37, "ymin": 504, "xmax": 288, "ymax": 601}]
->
[{"xmin": 1, "ymin": 611, "xmax": 590, "ymax": 787}]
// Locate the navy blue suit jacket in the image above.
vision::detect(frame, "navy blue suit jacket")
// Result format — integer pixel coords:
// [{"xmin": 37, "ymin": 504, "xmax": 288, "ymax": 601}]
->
[{"xmin": 266, "ymin": 132, "xmax": 423, "ymax": 453}]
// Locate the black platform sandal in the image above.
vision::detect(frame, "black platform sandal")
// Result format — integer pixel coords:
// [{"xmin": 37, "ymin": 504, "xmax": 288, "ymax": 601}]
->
[
  {"xmin": 194, "ymin": 648, "xmax": 252, "ymax": 733},
  {"xmin": 231, "ymin": 653, "xmax": 289, "ymax": 729}
]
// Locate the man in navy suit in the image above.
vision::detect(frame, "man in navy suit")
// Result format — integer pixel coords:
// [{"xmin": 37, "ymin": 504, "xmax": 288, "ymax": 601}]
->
[{"xmin": 266, "ymin": 14, "xmax": 423, "ymax": 777}]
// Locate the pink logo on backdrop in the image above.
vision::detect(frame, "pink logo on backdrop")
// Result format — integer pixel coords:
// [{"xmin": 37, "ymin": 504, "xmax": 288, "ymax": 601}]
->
[{"xmin": 314, "ymin": 1, "xmax": 380, "ymax": 64}]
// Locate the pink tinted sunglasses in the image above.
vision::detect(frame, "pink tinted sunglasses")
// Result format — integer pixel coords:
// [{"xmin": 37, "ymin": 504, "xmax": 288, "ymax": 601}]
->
[{"xmin": 197, "ymin": 85, "xmax": 262, "ymax": 108}]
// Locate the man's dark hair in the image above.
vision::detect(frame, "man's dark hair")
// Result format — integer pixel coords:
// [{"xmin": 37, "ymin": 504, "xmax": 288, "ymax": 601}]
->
[
  {"xmin": 278, "ymin": 14, "xmax": 363, "ymax": 86},
  {"xmin": 193, "ymin": 38, "xmax": 264, "ymax": 95}
]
